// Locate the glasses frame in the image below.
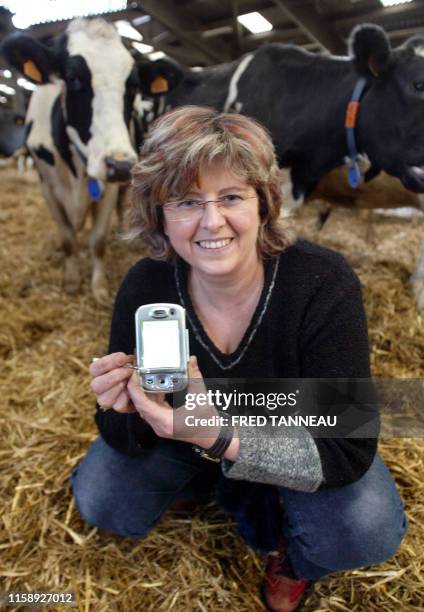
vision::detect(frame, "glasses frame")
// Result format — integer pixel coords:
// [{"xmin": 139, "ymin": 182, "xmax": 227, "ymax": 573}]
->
[{"xmin": 162, "ymin": 194, "xmax": 258, "ymax": 222}]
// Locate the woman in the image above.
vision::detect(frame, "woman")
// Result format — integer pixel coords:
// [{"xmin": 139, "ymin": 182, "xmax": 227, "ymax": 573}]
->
[{"xmin": 71, "ymin": 107, "xmax": 407, "ymax": 612}]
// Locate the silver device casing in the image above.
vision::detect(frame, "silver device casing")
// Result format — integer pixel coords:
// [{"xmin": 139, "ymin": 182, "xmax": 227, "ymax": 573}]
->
[{"xmin": 135, "ymin": 303, "xmax": 189, "ymax": 393}]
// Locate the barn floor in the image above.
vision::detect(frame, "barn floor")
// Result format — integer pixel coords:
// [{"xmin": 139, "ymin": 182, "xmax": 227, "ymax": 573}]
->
[{"xmin": 0, "ymin": 168, "xmax": 423, "ymax": 611}]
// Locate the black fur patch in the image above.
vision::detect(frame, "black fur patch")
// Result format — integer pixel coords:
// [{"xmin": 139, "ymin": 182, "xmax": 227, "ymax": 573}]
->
[
  {"xmin": 51, "ymin": 96, "xmax": 77, "ymax": 177},
  {"xmin": 33, "ymin": 145, "xmax": 54, "ymax": 165},
  {"xmin": 60, "ymin": 53, "xmax": 93, "ymax": 145},
  {"xmin": 1, "ymin": 33, "xmax": 58, "ymax": 83}
]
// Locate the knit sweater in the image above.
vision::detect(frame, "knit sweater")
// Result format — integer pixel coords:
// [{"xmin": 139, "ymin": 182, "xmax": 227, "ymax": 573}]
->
[{"xmin": 95, "ymin": 239, "xmax": 378, "ymax": 492}]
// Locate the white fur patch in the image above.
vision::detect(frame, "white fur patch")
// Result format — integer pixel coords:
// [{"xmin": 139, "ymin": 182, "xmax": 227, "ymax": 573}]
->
[
  {"xmin": 66, "ymin": 125, "xmax": 88, "ymax": 157},
  {"xmin": 67, "ymin": 19, "xmax": 136, "ymax": 179},
  {"xmin": 414, "ymin": 46, "xmax": 424, "ymax": 58},
  {"xmin": 26, "ymin": 83, "xmax": 59, "ymax": 152},
  {"xmin": 223, "ymin": 54, "xmax": 254, "ymax": 112}
]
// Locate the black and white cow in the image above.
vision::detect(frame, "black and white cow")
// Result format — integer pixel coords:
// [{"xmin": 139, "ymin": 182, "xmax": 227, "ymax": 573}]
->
[
  {"xmin": 135, "ymin": 24, "xmax": 424, "ymax": 310},
  {"xmin": 1, "ymin": 19, "xmax": 142, "ymax": 301},
  {"xmin": 138, "ymin": 25, "xmax": 424, "ymax": 197}
]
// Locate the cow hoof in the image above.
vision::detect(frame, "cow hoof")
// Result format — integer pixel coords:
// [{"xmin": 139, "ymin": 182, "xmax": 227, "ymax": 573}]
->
[
  {"xmin": 92, "ymin": 285, "xmax": 110, "ymax": 304},
  {"xmin": 64, "ymin": 264, "xmax": 80, "ymax": 295},
  {"xmin": 92, "ymin": 268, "xmax": 110, "ymax": 304},
  {"xmin": 64, "ymin": 277, "xmax": 80, "ymax": 295}
]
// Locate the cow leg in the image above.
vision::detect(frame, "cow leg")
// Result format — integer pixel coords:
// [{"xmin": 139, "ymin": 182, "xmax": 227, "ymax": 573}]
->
[
  {"xmin": 410, "ymin": 244, "xmax": 424, "ymax": 314},
  {"xmin": 364, "ymin": 209, "xmax": 376, "ymax": 245},
  {"xmin": 39, "ymin": 181, "xmax": 80, "ymax": 294},
  {"xmin": 317, "ymin": 204, "xmax": 332, "ymax": 230},
  {"xmin": 89, "ymin": 184, "xmax": 119, "ymax": 303},
  {"xmin": 116, "ymin": 184, "xmax": 130, "ymax": 234}
]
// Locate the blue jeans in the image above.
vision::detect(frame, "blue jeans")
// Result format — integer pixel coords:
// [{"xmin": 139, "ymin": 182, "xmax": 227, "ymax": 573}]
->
[{"xmin": 71, "ymin": 437, "xmax": 408, "ymax": 581}]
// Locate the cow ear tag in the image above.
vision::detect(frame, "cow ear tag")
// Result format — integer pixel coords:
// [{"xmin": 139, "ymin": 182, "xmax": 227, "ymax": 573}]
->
[
  {"xmin": 88, "ymin": 179, "xmax": 104, "ymax": 200},
  {"xmin": 23, "ymin": 60, "xmax": 42, "ymax": 83},
  {"xmin": 150, "ymin": 75, "xmax": 168, "ymax": 94}
]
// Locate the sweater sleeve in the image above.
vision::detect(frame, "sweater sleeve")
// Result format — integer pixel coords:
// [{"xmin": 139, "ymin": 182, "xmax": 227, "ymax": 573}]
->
[
  {"xmin": 94, "ymin": 268, "xmax": 158, "ymax": 456},
  {"xmin": 221, "ymin": 260, "xmax": 379, "ymax": 491}
]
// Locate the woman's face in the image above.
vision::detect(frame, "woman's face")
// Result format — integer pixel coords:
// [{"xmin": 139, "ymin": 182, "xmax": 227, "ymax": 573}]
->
[{"xmin": 163, "ymin": 163, "xmax": 261, "ymax": 279}]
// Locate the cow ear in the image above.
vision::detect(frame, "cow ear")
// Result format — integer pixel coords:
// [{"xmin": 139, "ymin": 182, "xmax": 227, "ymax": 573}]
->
[
  {"xmin": 1, "ymin": 33, "xmax": 59, "ymax": 84},
  {"xmin": 136, "ymin": 58, "xmax": 184, "ymax": 96},
  {"xmin": 401, "ymin": 34, "xmax": 424, "ymax": 53},
  {"xmin": 349, "ymin": 24, "xmax": 392, "ymax": 78}
]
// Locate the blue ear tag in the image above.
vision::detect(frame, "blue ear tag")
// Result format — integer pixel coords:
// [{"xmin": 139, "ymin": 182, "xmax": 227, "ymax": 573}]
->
[
  {"xmin": 348, "ymin": 162, "xmax": 361, "ymax": 188},
  {"xmin": 88, "ymin": 179, "xmax": 104, "ymax": 200}
]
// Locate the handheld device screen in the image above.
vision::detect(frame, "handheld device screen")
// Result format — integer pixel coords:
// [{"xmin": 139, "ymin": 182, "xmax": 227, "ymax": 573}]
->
[{"xmin": 142, "ymin": 320, "xmax": 180, "ymax": 368}]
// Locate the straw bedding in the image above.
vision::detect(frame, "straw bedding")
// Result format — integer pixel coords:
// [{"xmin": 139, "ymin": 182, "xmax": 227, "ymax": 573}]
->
[{"xmin": 0, "ymin": 168, "xmax": 423, "ymax": 611}]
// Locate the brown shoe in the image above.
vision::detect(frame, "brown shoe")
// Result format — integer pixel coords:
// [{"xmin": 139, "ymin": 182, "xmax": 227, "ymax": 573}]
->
[
  {"xmin": 169, "ymin": 497, "xmax": 199, "ymax": 514},
  {"xmin": 262, "ymin": 544, "xmax": 311, "ymax": 612}
]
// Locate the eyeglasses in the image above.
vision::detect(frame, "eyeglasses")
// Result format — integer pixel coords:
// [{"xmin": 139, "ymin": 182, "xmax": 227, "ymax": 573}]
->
[{"xmin": 163, "ymin": 194, "xmax": 257, "ymax": 222}]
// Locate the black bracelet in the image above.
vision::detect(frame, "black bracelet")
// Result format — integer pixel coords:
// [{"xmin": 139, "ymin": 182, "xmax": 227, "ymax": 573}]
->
[{"xmin": 192, "ymin": 419, "xmax": 234, "ymax": 463}]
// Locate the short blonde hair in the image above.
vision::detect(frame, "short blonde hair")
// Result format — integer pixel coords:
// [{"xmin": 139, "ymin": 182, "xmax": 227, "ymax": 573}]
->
[{"xmin": 128, "ymin": 106, "xmax": 294, "ymax": 260}]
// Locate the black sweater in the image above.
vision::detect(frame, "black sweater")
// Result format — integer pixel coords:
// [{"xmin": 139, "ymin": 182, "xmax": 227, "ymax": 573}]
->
[{"xmin": 95, "ymin": 239, "xmax": 378, "ymax": 491}]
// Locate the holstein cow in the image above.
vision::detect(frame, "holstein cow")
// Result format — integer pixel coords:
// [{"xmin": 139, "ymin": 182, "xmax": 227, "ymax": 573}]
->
[
  {"xmin": 134, "ymin": 24, "xmax": 424, "ymax": 310},
  {"xmin": 1, "ymin": 19, "xmax": 141, "ymax": 301}
]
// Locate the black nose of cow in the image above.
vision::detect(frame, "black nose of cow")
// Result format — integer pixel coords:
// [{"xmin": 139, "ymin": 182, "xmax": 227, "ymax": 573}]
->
[{"xmin": 105, "ymin": 156, "xmax": 136, "ymax": 182}]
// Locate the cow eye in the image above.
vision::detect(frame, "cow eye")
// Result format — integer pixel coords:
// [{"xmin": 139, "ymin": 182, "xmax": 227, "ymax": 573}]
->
[{"xmin": 413, "ymin": 81, "xmax": 424, "ymax": 92}]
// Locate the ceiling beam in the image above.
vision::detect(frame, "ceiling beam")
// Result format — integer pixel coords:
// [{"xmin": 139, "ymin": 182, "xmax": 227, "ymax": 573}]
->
[
  {"xmin": 271, "ymin": 0, "xmax": 346, "ymax": 54},
  {"xmin": 136, "ymin": 0, "xmax": 232, "ymax": 64}
]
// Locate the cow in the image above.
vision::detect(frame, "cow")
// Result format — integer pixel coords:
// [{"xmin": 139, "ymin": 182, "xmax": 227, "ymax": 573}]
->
[
  {"xmin": 136, "ymin": 25, "xmax": 424, "ymax": 196},
  {"xmin": 132, "ymin": 24, "xmax": 424, "ymax": 311},
  {"xmin": 0, "ymin": 109, "xmax": 27, "ymax": 157},
  {"xmin": 1, "ymin": 19, "xmax": 143, "ymax": 302}
]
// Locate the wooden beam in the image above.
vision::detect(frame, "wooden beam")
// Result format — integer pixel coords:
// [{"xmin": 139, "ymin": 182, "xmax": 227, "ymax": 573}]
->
[
  {"xmin": 136, "ymin": 0, "xmax": 232, "ymax": 64},
  {"xmin": 272, "ymin": 0, "xmax": 346, "ymax": 54}
]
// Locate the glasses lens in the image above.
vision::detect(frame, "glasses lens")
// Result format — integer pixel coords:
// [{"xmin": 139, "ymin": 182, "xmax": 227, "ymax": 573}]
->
[
  {"xmin": 164, "ymin": 201, "xmax": 203, "ymax": 221},
  {"xmin": 163, "ymin": 195, "xmax": 256, "ymax": 221}
]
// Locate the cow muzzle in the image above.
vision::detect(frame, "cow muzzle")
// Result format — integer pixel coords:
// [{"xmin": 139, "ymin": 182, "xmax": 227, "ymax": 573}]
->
[{"xmin": 105, "ymin": 156, "xmax": 136, "ymax": 183}]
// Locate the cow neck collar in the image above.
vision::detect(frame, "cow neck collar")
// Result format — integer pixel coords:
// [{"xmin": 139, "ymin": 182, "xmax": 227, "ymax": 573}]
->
[{"xmin": 344, "ymin": 77, "xmax": 367, "ymax": 188}]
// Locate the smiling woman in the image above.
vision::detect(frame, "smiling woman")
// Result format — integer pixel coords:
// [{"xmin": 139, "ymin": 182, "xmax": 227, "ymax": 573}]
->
[
  {"xmin": 127, "ymin": 105, "xmax": 293, "ymax": 260},
  {"xmin": 72, "ymin": 106, "xmax": 408, "ymax": 612}
]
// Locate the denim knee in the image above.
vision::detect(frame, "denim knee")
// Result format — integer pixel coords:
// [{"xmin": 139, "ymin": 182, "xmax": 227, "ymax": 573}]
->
[
  {"xmin": 70, "ymin": 437, "xmax": 207, "ymax": 538},
  {"xmin": 339, "ymin": 493, "xmax": 408, "ymax": 566},
  {"xmin": 281, "ymin": 454, "xmax": 408, "ymax": 574},
  {"xmin": 71, "ymin": 462, "xmax": 170, "ymax": 538}
]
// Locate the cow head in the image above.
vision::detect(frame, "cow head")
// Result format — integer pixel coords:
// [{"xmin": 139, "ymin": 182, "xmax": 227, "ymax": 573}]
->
[
  {"xmin": 349, "ymin": 24, "xmax": 424, "ymax": 192},
  {"xmin": 2, "ymin": 19, "xmax": 142, "ymax": 181},
  {"xmin": 131, "ymin": 57, "xmax": 184, "ymax": 136}
]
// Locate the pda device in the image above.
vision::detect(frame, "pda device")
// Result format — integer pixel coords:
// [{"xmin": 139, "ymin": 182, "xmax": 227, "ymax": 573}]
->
[{"xmin": 135, "ymin": 303, "xmax": 189, "ymax": 393}]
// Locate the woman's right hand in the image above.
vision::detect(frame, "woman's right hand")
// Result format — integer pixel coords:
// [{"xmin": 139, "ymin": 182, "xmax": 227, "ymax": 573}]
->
[{"xmin": 89, "ymin": 352, "xmax": 136, "ymax": 413}]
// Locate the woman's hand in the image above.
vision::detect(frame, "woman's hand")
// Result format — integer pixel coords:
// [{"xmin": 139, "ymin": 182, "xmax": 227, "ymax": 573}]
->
[
  {"xmin": 126, "ymin": 356, "xmax": 220, "ymax": 445},
  {"xmin": 90, "ymin": 354, "xmax": 223, "ymax": 447},
  {"xmin": 89, "ymin": 352, "xmax": 136, "ymax": 413}
]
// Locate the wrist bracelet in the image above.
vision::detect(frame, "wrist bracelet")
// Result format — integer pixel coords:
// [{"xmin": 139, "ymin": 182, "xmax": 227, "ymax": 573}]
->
[{"xmin": 192, "ymin": 418, "xmax": 234, "ymax": 463}]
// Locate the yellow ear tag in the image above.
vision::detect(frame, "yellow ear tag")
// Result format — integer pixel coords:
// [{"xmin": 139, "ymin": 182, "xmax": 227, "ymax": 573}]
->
[
  {"xmin": 15, "ymin": 116, "xmax": 24, "ymax": 126},
  {"xmin": 23, "ymin": 60, "xmax": 42, "ymax": 83},
  {"xmin": 150, "ymin": 75, "xmax": 169, "ymax": 94}
]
